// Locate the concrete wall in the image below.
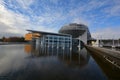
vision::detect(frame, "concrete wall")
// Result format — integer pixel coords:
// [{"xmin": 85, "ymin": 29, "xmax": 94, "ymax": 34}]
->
[{"xmin": 79, "ymin": 31, "xmax": 87, "ymax": 44}]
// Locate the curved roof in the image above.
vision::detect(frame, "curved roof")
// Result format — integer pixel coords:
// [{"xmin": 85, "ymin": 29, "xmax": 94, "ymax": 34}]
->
[
  {"xmin": 59, "ymin": 23, "xmax": 91, "ymax": 38},
  {"xmin": 59, "ymin": 23, "xmax": 88, "ymax": 31},
  {"xmin": 27, "ymin": 30, "xmax": 71, "ymax": 37}
]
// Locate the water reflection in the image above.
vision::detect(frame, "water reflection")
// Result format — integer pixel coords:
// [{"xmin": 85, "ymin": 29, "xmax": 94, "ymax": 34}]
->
[
  {"xmin": 88, "ymin": 50, "xmax": 120, "ymax": 80},
  {"xmin": 0, "ymin": 44, "xmax": 107, "ymax": 80},
  {"xmin": 25, "ymin": 44, "xmax": 90, "ymax": 68}
]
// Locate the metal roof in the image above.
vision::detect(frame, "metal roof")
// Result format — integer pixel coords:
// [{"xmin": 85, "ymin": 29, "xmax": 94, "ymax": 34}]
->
[
  {"xmin": 59, "ymin": 23, "xmax": 91, "ymax": 39},
  {"xmin": 59, "ymin": 23, "xmax": 88, "ymax": 31},
  {"xmin": 27, "ymin": 30, "xmax": 71, "ymax": 37}
]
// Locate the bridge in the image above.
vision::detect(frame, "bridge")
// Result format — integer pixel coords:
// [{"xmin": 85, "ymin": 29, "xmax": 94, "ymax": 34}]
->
[{"xmin": 92, "ymin": 39, "xmax": 120, "ymax": 48}]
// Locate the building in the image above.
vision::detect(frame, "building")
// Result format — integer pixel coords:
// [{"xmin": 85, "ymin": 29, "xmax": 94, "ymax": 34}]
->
[
  {"xmin": 25, "ymin": 30, "xmax": 72, "ymax": 50},
  {"xmin": 92, "ymin": 39, "xmax": 120, "ymax": 48},
  {"xmin": 25, "ymin": 33, "xmax": 41, "ymax": 41},
  {"xmin": 59, "ymin": 23, "xmax": 91, "ymax": 44},
  {"xmin": 25, "ymin": 23, "xmax": 91, "ymax": 49}
]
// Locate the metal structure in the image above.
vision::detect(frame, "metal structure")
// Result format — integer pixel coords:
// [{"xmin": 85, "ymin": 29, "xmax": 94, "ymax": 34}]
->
[
  {"xmin": 27, "ymin": 30, "xmax": 72, "ymax": 51},
  {"xmin": 26, "ymin": 23, "xmax": 92, "ymax": 51},
  {"xmin": 59, "ymin": 23, "xmax": 91, "ymax": 44}
]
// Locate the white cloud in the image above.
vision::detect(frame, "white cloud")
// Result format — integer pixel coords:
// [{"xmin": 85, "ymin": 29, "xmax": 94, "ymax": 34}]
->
[
  {"xmin": 0, "ymin": 1, "xmax": 61, "ymax": 38},
  {"xmin": 91, "ymin": 27, "xmax": 120, "ymax": 39},
  {"xmin": 104, "ymin": 5, "xmax": 120, "ymax": 16},
  {"xmin": 69, "ymin": 0, "xmax": 108, "ymax": 14},
  {"xmin": 37, "ymin": 12, "xmax": 65, "ymax": 24},
  {"xmin": 15, "ymin": 0, "xmax": 34, "ymax": 9},
  {"xmin": 0, "ymin": 22, "xmax": 23, "ymax": 37},
  {"xmin": 0, "ymin": 0, "xmax": 120, "ymax": 39},
  {"xmin": 0, "ymin": 0, "xmax": 66, "ymax": 38},
  {"xmin": 33, "ymin": 25, "xmax": 58, "ymax": 33},
  {"xmin": 72, "ymin": 18, "xmax": 89, "ymax": 26},
  {"xmin": 85, "ymin": 0, "xmax": 109, "ymax": 11},
  {"xmin": 0, "ymin": 1, "xmax": 32, "ymax": 37},
  {"xmin": 49, "ymin": 0, "xmax": 59, "ymax": 4},
  {"xmin": 101, "ymin": 0, "xmax": 120, "ymax": 17},
  {"xmin": 67, "ymin": 0, "xmax": 110, "ymax": 26}
]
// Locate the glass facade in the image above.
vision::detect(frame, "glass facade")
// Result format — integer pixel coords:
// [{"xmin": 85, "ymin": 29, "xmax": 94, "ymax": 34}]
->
[{"xmin": 33, "ymin": 34, "xmax": 72, "ymax": 50}]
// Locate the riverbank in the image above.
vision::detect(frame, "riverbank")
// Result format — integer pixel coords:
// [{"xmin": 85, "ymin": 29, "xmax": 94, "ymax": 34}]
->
[
  {"xmin": 85, "ymin": 45, "xmax": 120, "ymax": 69},
  {"xmin": 0, "ymin": 42, "xmax": 29, "ymax": 45}
]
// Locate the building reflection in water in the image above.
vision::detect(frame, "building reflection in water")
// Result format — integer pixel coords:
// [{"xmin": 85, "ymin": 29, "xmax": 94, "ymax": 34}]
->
[
  {"xmin": 24, "ymin": 44, "xmax": 32, "ymax": 54},
  {"xmin": 24, "ymin": 43, "xmax": 90, "ymax": 68}
]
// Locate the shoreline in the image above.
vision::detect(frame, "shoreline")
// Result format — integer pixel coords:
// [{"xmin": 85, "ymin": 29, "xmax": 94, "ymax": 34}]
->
[{"xmin": 0, "ymin": 42, "xmax": 29, "ymax": 45}]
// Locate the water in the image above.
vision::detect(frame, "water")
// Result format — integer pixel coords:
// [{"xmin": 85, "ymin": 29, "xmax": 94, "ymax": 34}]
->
[{"xmin": 0, "ymin": 44, "xmax": 119, "ymax": 80}]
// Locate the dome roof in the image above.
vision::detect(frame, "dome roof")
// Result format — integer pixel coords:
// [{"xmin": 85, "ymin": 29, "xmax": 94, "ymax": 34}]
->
[
  {"xmin": 59, "ymin": 23, "xmax": 89, "ymax": 38},
  {"xmin": 59, "ymin": 23, "xmax": 88, "ymax": 31}
]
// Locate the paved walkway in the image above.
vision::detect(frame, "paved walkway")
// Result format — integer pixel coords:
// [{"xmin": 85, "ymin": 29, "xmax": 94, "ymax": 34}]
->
[
  {"xmin": 85, "ymin": 45, "xmax": 120, "ymax": 69},
  {"xmin": 85, "ymin": 45, "xmax": 120, "ymax": 60}
]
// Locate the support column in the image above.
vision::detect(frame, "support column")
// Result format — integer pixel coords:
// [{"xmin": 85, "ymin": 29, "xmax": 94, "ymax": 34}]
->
[
  {"xmin": 52, "ymin": 36, "xmax": 54, "ymax": 49},
  {"xmin": 79, "ymin": 36, "xmax": 81, "ymax": 51},
  {"xmin": 57, "ymin": 36, "xmax": 59, "ymax": 49},
  {"xmin": 63, "ymin": 36, "xmax": 65, "ymax": 50},
  {"xmin": 47, "ymin": 36, "xmax": 49, "ymax": 55},
  {"xmin": 70, "ymin": 36, "xmax": 72, "ymax": 51}
]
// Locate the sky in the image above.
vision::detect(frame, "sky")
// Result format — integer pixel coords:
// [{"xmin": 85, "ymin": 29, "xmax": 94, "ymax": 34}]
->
[{"xmin": 0, "ymin": 0, "xmax": 120, "ymax": 39}]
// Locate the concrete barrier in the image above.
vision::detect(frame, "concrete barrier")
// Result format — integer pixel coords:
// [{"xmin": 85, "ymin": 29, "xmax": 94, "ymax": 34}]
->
[
  {"xmin": 85, "ymin": 45, "xmax": 120, "ymax": 60},
  {"xmin": 85, "ymin": 45, "xmax": 120, "ymax": 69}
]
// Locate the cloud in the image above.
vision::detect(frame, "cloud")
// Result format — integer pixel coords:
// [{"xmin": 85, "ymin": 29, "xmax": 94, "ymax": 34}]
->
[
  {"xmin": 0, "ymin": 0, "xmax": 59, "ymax": 37},
  {"xmin": 4, "ymin": 0, "xmax": 34, "ymax": 10},
  {"xmin": 72, "ymin": 18, "xmax": 89, "ymax": 26},
  {"xmin": 37, "ymin": 13, "xmax": 63, "ymax": 24},
  {"xmin": 0, "ymin": 22, "xmax": 12, "ymax": 33},
  {"xmin": 0, "ymin": 22, "xmax": 23, "ymax": 37},
  {"xmin": 49, "ymin": 0, "xmax": 59, "ymax": 4},
  {"xmin": 16, "ymin": 0, "xmax": 34, "ymax": 9},
  {"xmin": 100, "ymin": 0, "xmax": 120, "ymax": 17},
  {"xmin": 0, "ymin": 2, "xmax": 32, "ymax": 37},
  {"xmin": 103, "ymin": 5, "xmax": 120, "ymax": 17},
  {"xmin": 91, "ymin": 27, "xmax": 120, "ymax": 39},
  {"xmin": 67, "ymin": 0, "xmax": 110, "ymax": 26},
  {"xmin": 0, "ymin": 0, "xmax": 120, "ymax": 39}
]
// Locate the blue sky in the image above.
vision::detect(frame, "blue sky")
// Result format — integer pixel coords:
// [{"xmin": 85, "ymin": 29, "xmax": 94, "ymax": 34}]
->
[{"xmin": 0, "ymin": 0, "xmax": 120, "ymax": 39}]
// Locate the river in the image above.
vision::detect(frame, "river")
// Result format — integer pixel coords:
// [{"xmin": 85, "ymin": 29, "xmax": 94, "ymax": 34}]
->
[{"xmin": 0, "ymin": 44, "xmax": 119, "ymax": 80}]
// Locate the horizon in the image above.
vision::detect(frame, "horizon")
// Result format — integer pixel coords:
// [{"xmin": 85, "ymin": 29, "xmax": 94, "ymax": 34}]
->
[{"xmin": 0, "ymin": 0, "xmax": 120, "ymax": 39}]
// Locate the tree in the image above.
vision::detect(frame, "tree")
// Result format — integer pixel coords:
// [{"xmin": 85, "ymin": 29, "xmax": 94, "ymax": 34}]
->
[
  {"xmin": 0, "ymin": 36, "xmax": 25, "ymax": 42},
  {"xmin": 0, "ymin": 38, "xmax": 2, "ymax": 42},
  {"xmin": 2, "ymin": 36, "xmax": 6, "ymax": 42}
]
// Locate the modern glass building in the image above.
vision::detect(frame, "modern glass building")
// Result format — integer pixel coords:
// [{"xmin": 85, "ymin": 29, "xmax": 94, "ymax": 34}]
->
[
  {"xmin": 59, "ymin": 23, "xmax": 91, "ymax": 44},
  {"xmin": 26, "ymin": 30, "xmax": 72, "ymax": 50},
  {"xmin": 25, "ymin": 23, "xmax": 91, "ymax": 50}
]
